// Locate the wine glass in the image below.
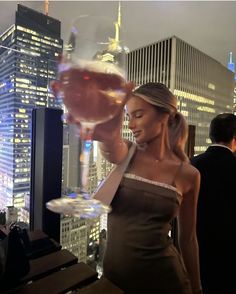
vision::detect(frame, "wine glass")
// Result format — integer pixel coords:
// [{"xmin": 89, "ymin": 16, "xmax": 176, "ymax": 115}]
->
[{"xmin": 46, "ymin": 15, "xmax": 128, "ymax": 218}]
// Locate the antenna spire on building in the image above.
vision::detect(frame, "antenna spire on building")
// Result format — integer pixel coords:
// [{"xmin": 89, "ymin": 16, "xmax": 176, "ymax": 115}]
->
[
  {"xmin": 115, "ymin": 1, "xmax": 121, "ymax": 44},
  {"xmin": 107, "ymin": 1, "xmax": 121, "ymax": 52},
  {"xmin": 229, "ymin": 51, "xmax": 233, "ymax": 63},
  {"xmin": 228, "ymin": 51, "xmax": 235, "ymax": 73},
  {"xmin": 118, "ymin": 1, "xmax": 121, "ymax": 28},
  {"xmin": 44, "ymin": 0, "xmax": 49, "ymax": 16}
]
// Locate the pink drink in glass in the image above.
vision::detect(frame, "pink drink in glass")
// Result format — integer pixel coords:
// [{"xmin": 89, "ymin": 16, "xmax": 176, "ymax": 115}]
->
[{"xmin": 59, "ymin": 64, "xmax": 126, "ymax": 138}]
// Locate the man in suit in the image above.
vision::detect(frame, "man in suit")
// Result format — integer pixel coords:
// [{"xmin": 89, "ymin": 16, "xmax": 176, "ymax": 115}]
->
[{"xmin": 190, "ymin": 113, "xmax": 236, "ymax": 294}]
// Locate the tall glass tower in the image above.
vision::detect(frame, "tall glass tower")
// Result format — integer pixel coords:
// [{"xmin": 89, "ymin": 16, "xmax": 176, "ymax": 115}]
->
[{"xmin": 0, "ymin": 4, "xmax": 63, "ymax": 209}]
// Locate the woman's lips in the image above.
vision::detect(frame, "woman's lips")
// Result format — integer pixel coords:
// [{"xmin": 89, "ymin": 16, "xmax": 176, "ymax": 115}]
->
[{"xmin": 133, "ymin": 131, "xmax": 141, "ymax": 138}]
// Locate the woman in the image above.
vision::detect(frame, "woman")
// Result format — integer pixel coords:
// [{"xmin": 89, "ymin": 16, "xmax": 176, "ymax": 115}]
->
[{"xmin": 93, "ymin": 82, "xmax": 202, "ymax": 294}]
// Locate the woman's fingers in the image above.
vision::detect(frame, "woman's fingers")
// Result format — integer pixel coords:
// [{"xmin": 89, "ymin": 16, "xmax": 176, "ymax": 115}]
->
[
  {"xmin": 126, "ymin": 81, "xmax": 135, "ymax": 95},
  {"xmin": 65, "ymin": 113, "xmax": 75, "ymax": 124},
  {"xmin": 65, "ymin": 113, "xmax": 82, "ymax": 130},
  {"xmin": 124, "ymin": 82, "xmax": 135, "ymax": 103},
  {"xmin": 50, "ymin": 80, "xmax": 60, "ymax": 98}
]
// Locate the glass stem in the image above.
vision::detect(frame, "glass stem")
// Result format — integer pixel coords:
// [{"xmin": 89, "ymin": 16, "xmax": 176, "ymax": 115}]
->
[
  {"xmin": 80, "ymin": 139, "xmax": 92, "ymax": 196},
  {"xmin": 79, "ymin": 122, "xmax": 95, "ymax": 198}
]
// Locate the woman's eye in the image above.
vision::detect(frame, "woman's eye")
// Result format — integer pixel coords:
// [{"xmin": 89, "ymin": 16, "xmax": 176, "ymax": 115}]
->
[{"xmin": 135, "ymin": 112, "xmax": 143, "ymax": 118}]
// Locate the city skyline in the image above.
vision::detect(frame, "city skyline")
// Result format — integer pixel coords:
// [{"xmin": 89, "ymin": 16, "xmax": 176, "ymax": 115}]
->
[
  {"xmin": 0, "ymin": 1, "xmax": 235, "ymax": 68},
  {"xmin": 0, "ymin": 2, "xmax": 234, "ymax": 269}
]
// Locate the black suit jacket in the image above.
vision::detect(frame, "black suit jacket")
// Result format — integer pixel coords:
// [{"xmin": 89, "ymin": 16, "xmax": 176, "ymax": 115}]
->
[{"xmin": 190, "ymin": 146, "xmax": 236, "ymax": 254}]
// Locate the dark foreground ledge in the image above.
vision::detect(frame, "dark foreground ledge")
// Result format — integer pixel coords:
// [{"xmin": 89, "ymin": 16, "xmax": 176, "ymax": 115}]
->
[{"xmin": 0, "ymin": 230, "xmax": 123, "ymax": 294}]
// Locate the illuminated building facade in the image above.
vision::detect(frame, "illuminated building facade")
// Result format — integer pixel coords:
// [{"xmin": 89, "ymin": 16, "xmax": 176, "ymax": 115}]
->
[
  {"xmin": 0, "ymin": 4, "xmax": 63, "ymax": 209},
  {"xmin": 127, "ymin": 36, "xmax": 234, "ymax": 154},
  {"xmin": 61, "ymin": 121, "xmax": 100, "ymax": 263},
  {"xmin": 60, "ymin": 216, "xmax": 87, "ymax": 263},
  {"xmin": 62, "ymin": 124, "xmax": 80, "ymax": 194},
  {"xmin": 60, "ymin": 215, "xmax": 100, "ymax": 265}
]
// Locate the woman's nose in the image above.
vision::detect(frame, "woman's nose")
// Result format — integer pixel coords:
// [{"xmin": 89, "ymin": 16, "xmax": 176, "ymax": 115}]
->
[{"xmin": 128, "ymin": 119, "xmax": 135, "ymax": 130}]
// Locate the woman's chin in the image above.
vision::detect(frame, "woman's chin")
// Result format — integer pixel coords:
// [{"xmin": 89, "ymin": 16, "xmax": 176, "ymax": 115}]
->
[
  {"xmin": 134, "ymin": 137, "xmax": 141, "ymax": 144},
  {"xmin": 134, "ymin": 136, "xmax": 145, "ymax": 144}
]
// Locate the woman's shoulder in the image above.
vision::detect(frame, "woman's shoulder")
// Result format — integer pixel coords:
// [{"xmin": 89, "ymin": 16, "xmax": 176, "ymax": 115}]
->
[
  {"xmin": 180, "ymin": 161, "xmax": 200, "ymax": 180},
  {"xmin": 181, "ymin": 160, "xmax": 200, "ymax": 174},
  {"xmin": 176, "ymin": 161, "xmax": 200, "ymax": 192}
]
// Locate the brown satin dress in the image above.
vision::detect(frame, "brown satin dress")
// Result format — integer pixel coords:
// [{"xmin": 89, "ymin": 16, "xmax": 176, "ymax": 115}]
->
[{"xmin": 103, "ymin": 174, "xmax": 192, "ymax": 294}]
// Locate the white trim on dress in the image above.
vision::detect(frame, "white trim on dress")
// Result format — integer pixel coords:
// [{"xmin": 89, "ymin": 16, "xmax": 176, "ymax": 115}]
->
[{"xmin": 124, "ymin": 173, "xmax": 183, "ymax": 196}]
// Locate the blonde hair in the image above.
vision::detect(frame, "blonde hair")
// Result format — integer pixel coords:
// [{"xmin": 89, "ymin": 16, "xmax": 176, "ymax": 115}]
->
[{"xmin": 133, "ymin": 83, "xmax": 189, "ymax": 161}]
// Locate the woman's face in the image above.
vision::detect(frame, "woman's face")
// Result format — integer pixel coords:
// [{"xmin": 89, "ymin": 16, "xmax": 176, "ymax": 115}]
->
[{"xmin": 126, "ymin": 95, "xmax": 168, "ymax": 144}]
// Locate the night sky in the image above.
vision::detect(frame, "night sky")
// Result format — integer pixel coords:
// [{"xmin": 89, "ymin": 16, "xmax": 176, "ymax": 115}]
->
[{"xmin": 0, "ymin": 1, "xmax": 235, "ymax": 68}]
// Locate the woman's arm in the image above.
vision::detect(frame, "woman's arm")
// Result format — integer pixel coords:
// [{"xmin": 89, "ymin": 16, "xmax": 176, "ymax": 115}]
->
[
  {"xmin": 178, "ymin": 165, "xmax": 202, "ymax": 293},
  {"xmin": 99, "ymin": 137, "xmax": 130, "ymax": 164}
]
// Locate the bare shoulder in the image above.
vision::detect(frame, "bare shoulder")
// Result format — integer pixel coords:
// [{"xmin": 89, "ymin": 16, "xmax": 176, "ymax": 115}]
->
[
  {"xmin": 178, "ymin": 161, "xmax": 200, "ymax": 194},
  {"xmin": 181, "ymin": 161, "xmax": 200, "ymax": 178}
]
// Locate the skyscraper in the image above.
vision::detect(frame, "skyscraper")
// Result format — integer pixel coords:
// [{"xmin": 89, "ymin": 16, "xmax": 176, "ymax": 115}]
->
[
  {"xmin": 127, "ymin": 36, "xmax": 234, "ymax": 154},
  {"xmin": 0, "ymin": 4, "xmax": 63, "ymax": 209}
]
